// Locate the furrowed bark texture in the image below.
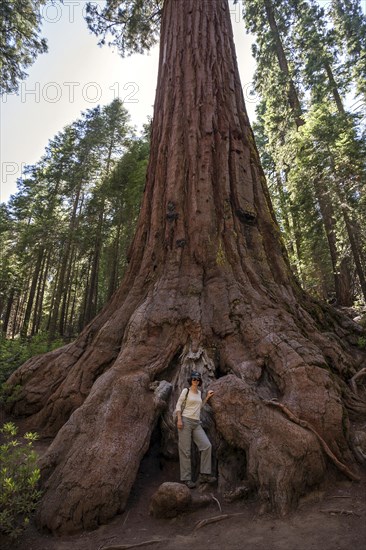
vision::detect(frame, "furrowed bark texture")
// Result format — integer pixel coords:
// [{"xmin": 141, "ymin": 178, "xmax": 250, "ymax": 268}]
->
[{"xmin": 5, "ymin": 0, "xmax": 365, "ymax": 534}]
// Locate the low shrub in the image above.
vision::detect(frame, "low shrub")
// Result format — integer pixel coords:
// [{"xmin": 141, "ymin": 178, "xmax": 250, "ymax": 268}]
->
[
  {"xmin": 0, "ymin": 422, "xmax": 42, "ymax": 539},
  {"xmin": 0, "ymin": 332, "xmax": 64, "ymax": 401}
]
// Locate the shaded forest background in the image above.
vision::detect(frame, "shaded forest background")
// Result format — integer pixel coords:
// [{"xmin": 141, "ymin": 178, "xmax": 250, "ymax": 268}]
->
[{"xmin": 1, "ymin": 0, "xmax": 365, "ymax": 375}]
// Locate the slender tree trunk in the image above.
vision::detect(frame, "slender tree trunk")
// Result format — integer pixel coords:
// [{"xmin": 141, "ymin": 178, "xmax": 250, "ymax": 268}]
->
[
  {"xmin": 107, "ymin": 208, "xmax": 123, "ymax": 300},
  {"xmin": 288, "ymin": 202, "xmax": 305, "ymax": 284},
  {"xmin": 67, "ymin": 265, "xmax": 80, "ymax": 338},
  {"xmin": 21, "ymin": 248, "xmax": 44, "ymax": 337},
  {"xmin": 0, "ymin": 291, "xmax": 5, "ymax": 328},
  {"xmin": 59, "ymin": 194, "xmax": 85, "ymax": 336},
  {"xmin": 10, "ymin": 293, "xmax": 21, "ymax": 339},
  {"xmin": 273, "ymin": 172, "xmax": 301, "ymax": 275},
  {"xmin": 84, "ymin": 202, "xmax": 105, "ymax": 325},
  {"xmin": 85, "ymin": 149, "xmax": 114, "ymax": 322},
  {"xmin": 264, "ymin": 0, "xmax": 305, "ymax": 128},
  {"xmin": 321, "ymin": 66, "xmax": 364, "ymax": 302},
  {"xmin": 312, "ymin": 177, "xmax": 351, "ymax": 305},
  {"xmin": 32, "ymin": 249, "xmax": 51, "ymax": 335},
  {"xmin": 342, "ymin": 208, "xmax": 366, "ymax": 302},
  {"xmin": 59, "ymin": 243, "xmax": 76, "ymax": 336},
  {"xmin": 78, "ymin": 254, "xmax": 93, "ymax": 331},
  {"xmin": 31, "ymin": 252, "xmax": 47, "ymax": 334},
  {"xmin": 323, "ymin": 60, "xmax": 346, "ymax": 114},
  {"xmin": 49, "ymin": 184, "xmax": 82, "ymax": 339},
  {"xmin": 63, "ymin": 249, "xmax": 80, "ymax": 338},
  {"xmin": 5, "ymin": 0, "xmax": 365, "ymax": 535},
  {"xmin": 2, "ymin": 287, "xmax": 15, "ymax": 336},
  {"xmin": 46, "ymin": 256, "xmax": 61, "ymax": 332},
  {"xmin": 326, "ymin": 147, "xmax": 366, "ymax": 303},
  {"xmin": 13, "ymin": 275, "xmax": 32, "ymax": 336}
]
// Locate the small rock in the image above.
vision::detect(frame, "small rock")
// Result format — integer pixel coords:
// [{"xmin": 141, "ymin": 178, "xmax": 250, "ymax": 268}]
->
[{"xmin": 149, "ymin": 482, "xmax": 192, "ymax": 518}]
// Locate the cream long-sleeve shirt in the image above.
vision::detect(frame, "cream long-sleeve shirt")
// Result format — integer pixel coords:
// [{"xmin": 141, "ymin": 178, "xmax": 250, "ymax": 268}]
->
[{"xmin": 175, "ymin": 388, "xmax": 203, "ymax": 420}]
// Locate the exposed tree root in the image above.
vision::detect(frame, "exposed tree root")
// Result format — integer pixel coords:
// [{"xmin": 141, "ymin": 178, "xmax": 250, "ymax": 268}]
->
[
  {"xmin": 210, "ymin": 374, "xmax": 360, "ymax": 515},
  {"xmin": 319, "ymin": 509, "xmax": 361, "ymax": 517},
  {"xmin": 349, "ymin": 368, "xmax": 366, "ymax": 396},
  {"xmin": 343, "ymin": 392, "xmax": 366, "ymax": 419},
  {"xmin": 328, "ymin": 496, "xmax": 351, "ymax": 499},
  {"xmin": 34, "ymin": 369, "xmax": 175, "ymax": 533},
  {"xmin": 5, "ymin": 314, "xmax": 365, "ymax": 532},
  {"xmin": 100, "ymin": 539, "xmax": 166, "ymax": 550},
  {"xmin": 194, "ymin": 513, "xmax": 246, "ymax": 530},
  {"xmin": 265, "ymin": 399, "xmax": 360, "ymax": 481}
]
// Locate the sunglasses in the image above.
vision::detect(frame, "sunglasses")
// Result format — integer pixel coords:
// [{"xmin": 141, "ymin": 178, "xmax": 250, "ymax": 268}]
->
[{"xmin": 191, "ymin": 377, "xmax": 201, "ymax": 381}]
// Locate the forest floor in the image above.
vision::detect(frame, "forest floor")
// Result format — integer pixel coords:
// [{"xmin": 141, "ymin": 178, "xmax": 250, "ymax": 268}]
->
[{"xmin": 1, "ymin": 415, "xmax": 366, "ymax": 550}]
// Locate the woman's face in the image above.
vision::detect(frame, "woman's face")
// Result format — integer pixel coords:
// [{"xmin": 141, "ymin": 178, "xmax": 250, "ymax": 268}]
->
[{"xmin": 191, "ymin": 377, "xmax": 201, "ymax": 387}]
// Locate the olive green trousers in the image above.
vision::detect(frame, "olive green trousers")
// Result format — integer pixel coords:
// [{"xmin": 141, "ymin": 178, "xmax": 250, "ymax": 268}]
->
[{"xmin": 178, "ymin": 416, "xmax": 212, "ymax": 481}]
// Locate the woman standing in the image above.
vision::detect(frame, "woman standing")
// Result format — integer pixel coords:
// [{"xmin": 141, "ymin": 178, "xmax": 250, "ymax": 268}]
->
[{"xmin": 175, "ymin": 371, "xmax": 216, "ymax": 488}]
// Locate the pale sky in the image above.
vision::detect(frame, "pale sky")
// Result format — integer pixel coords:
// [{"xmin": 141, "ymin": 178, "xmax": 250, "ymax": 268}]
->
[{"xmin": 0, "ymin": 0, "xmax": 257, "ymax": 203}]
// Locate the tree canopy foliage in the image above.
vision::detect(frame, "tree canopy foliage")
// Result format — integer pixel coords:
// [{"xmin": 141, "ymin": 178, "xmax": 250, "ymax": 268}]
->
[
  {"xmin": 0, "ymin": 100, "xmax": 149, "ymax": 340},
  {"xmin": 246, "ymin": 0, "xmax": 366, "ymax": 305},
  {"xmin": 0, "ymin": 0, "xmax": 48, "ymax": 94},
  {"xmin": 85, "ymin": 0, "xmax": 163, "ymax": 56}
]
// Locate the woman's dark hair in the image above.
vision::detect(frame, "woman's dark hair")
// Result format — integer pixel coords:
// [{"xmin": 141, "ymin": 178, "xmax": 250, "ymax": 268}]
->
[{"xmin": 187, "ymin": 371, "xmax": 202, "ymax": 386}]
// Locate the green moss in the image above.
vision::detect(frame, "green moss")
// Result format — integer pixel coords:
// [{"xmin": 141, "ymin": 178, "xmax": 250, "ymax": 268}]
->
[
  {"xmin": 216, "ymin": 239, "xmax": 226, "ymax": 266},
  {"xmin": 224, "ymin": 199, "xmax": 232, "ymax": 220},
  {"xmin": 357, "ymin": 336, "xmax": 366, "ymax": 349},
  {"xmin": 187, "ymin": 286, "xmax": 202, "ymax": 296}
]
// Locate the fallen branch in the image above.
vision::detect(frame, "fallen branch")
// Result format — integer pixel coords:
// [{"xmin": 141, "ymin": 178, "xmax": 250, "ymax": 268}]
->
[
  {"xmin": 194, "ymin": 512, "xmax": 246, "ymax": 530},
  {"xmin": 122, "ymin": 510, "xmax": 130, "ymax": 528},
  {"xmin": 265, "ymin": 399, "xmax": 360, "ymax": 482},
  {"xmin": 210, "ymin": 494, "xmax": 222, "ymax": 512},
  {"xmin": 100, "ymin": 538, "xmax": 167, "ymax": 550},
  {"xmin": 98, "ymin": 539, "xmax": 117, "ymax": 550},
  {"xmin": 320, "ymin": 509, "xmax": 361, "ymax": 517}
]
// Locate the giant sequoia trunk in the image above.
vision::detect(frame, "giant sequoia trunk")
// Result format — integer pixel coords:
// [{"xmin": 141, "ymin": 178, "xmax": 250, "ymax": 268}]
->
[{"xmin": 5, "ymin": 0, "xmax": 366, "ymax": 535}]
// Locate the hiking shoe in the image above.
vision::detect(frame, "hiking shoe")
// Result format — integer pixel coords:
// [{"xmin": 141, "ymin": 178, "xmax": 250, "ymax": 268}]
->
[
  {"xmin": 183, "ymin": 480, "xmax": 196, "ymax": 489},
  {"xmin": 199, "ymin": 474, "xmax": 217, "ymax": 484}
]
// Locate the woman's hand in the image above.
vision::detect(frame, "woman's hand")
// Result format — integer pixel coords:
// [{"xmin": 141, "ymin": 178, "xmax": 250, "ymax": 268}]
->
[
  {"xmin": 206, "ymin": 390, "xmax": 214, "ymax": 401},
  {"xmin": 177, "ymin": 418, "xmax": 183, "ymax": 430}
]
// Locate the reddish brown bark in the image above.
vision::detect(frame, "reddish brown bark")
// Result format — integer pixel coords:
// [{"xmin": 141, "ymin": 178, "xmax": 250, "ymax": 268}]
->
[{"xmin": 5, "ymin": 0, "xmax": 365, "ymax": 535}]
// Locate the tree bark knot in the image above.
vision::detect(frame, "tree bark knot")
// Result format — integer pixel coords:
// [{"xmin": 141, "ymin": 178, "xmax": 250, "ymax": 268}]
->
[{"xmin": 235, "ymin": 208, "xmax": 257, "ymax": 225}]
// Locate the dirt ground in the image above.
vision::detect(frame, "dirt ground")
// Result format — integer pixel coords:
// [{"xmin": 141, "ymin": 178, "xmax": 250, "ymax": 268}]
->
[{"xmin": 1, "ymin": 428, "xmax": 365, "ymax": 550}]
